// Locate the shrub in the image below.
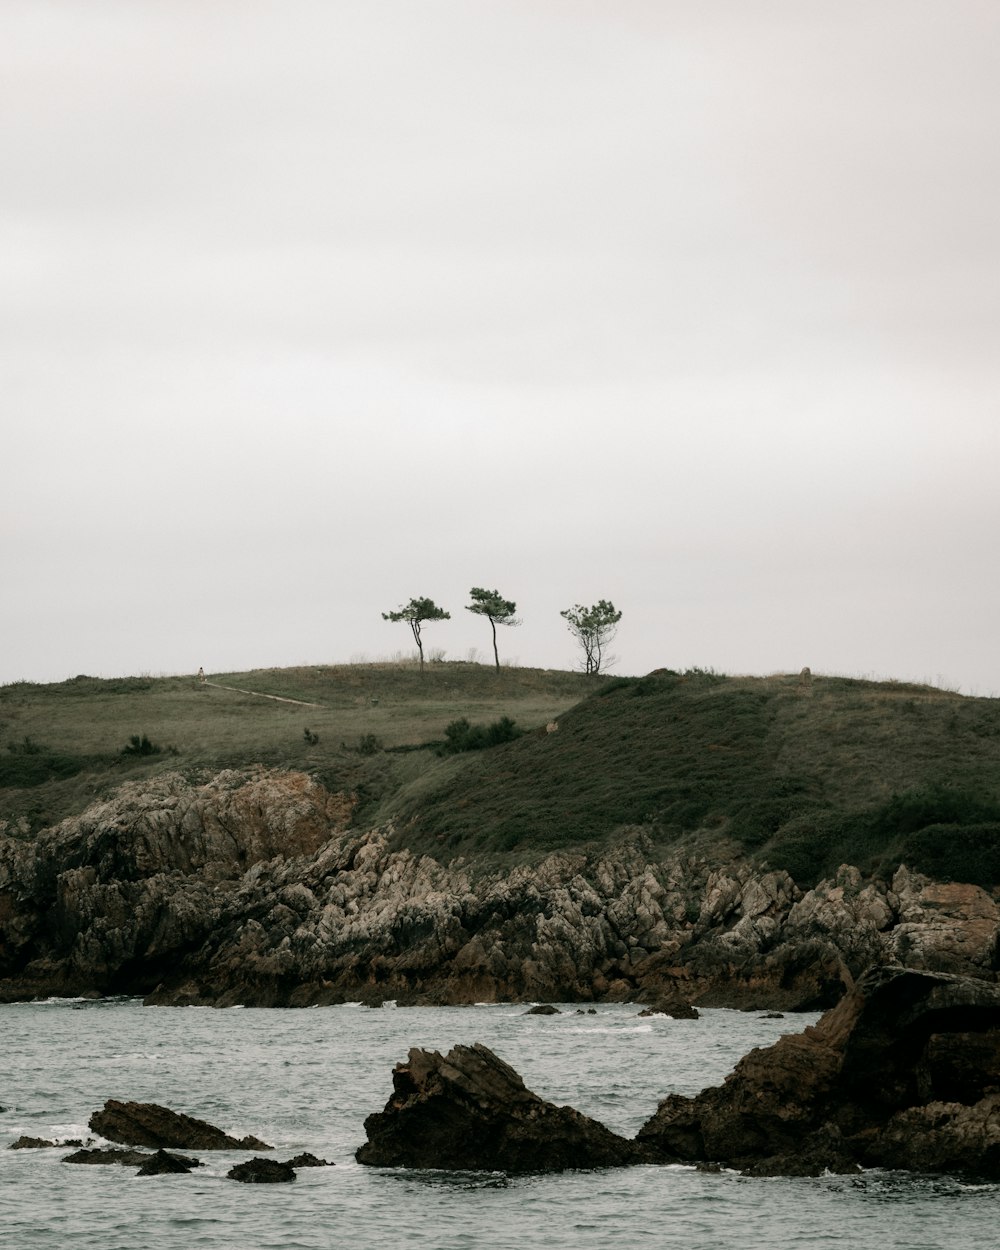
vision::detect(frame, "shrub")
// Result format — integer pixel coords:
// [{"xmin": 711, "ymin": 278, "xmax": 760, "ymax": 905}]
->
[
  {"xmin": 438, "ymin": 716, "xmax": 523, "ymax": 755},
  {"xmin": 7, "ymin": 735, "xmax": 43, "ymax": 755},
  {"xmin": 902, "ymin": 822, "xmax": 1000, "ymax": 887},
  {"xmin": 121, "ymin": 734, "xmax": 162, "ymax": 757},
  {"xmin": 870, "ymin": 783, "xmax": 1000, "ymax": 839}
]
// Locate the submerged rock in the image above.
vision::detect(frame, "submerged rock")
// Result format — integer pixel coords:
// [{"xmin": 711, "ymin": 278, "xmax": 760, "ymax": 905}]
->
[
  {"xmin": 636, "ymin": 965, "xmax": 1000, "ymax": 1178},
  {"xmin": 524, "ymin": 1004, "xmax": 560, "ymax": 1015},
  {"xmin": 637, "ymin": 994, "xmax": 699, "ymax": 1019},
  {"xmin": 228, "ymin": 1157, "xmax": 296, "ymax": 1183},
  {"xmin": 10, "ymin": 1136, "xmax": 62, "ymax": 1149},
  {"xmin": 356, "ymin": 1042, "xmax": 652, "ymax": 1173},
  {"xmin": 89, "ymin": 1099, "xmax": 271, "ymax": 1150}
]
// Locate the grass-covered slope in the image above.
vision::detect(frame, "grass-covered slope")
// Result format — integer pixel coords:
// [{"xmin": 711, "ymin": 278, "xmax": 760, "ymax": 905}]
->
[
  {"xmin": 3, "ymin": 663, "xmax": 1000, "ymax": 889},
  {"xmin": 387, "ymin": 670, "xmax": 1000, "ymax": 886},
  {"xmin": 0, "ymin": 663, "xmax": 592, "ymax": 833}
]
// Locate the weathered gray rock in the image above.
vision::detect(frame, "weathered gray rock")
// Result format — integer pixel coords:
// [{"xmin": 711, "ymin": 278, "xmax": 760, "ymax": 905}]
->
[
  {"xmin": 2, "ymin": 769, "xmax": 999, "ymax": 1009},
  {"xmin": 89, "ymin": 1099, "xmax": 271, "ymax": 1151},
  {"xmin": 356, "ymin": 1042, "xmax": 653, "ymax": 1172}
]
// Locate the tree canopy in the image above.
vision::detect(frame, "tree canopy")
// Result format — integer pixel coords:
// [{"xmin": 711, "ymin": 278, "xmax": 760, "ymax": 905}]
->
[
  {"xmin": 560, "ymin": 600, "xmax": 622, "ymax": 675},
  {"xmin": 465, "ymin": 587, "xmax": 519, "ymax": 671},
  {"xmin": 382, "ymin": 597, "xmax": 450, "ymax": 670}
]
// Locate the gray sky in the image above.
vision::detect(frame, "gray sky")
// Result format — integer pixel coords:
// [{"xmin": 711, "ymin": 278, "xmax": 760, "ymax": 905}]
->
[{"xmin": 3, "ymin": 1, "xmax": 999, "ymax": 693}]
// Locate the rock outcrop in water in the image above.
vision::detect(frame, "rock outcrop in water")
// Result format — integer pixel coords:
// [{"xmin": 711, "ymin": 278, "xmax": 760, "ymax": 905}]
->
[
  {"xmin": 136, "ymin": 1148, "xmax": 201, "ymax": 1176},
  {"xmin": 63, "ymin": 1146, "xmax": 151, "ymax": 1166},
  {"xmin": 89, "ymin": 1099, "xmax": 271, "ymax": 1151},
  {"xmin": 1, "ymin": 769, "xmax": 998, "ymax": 1008},
  {"xmin": 228, "ymin": 1157, "xmax": 295, "ymax": 1183},
  {"xmin": 356, "ymin": 1042, "xmax": 651, "ymax": 1172},
  {"xmin": 637, "ymin": 965, "xmax": 1000, "ymax": 1177}
]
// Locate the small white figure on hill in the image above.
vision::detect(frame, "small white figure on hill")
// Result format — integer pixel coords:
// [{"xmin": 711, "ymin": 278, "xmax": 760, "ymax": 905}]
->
[{"xmin": 198, "ymin": 667, "xmax": 206, "ymax": 683}]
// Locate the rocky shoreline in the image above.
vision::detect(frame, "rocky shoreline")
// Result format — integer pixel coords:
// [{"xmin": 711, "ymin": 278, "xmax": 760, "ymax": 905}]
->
[
  {"xmin": 355, "ymin": 966, "xmax": 1000, "ymax": 1179},
  {"xmin": 1, "ymin": 768, "xmax": 998, "ymax": 1008}
]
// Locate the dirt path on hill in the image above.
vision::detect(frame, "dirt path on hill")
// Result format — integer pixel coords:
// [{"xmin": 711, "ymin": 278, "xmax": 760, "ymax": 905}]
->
[{"xmin": 203, "ymin": 681, "xmax": 323, "ymax": 708}]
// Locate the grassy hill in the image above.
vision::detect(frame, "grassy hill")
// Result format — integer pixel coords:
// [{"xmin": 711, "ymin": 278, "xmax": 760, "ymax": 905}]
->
[
  {"xmin": 3, "ymin": 663, "xmax": 1000, "ymax": 888},
  {"xmin": 0, "ymin": 662, "xmax": 592, "ymax": 834}
]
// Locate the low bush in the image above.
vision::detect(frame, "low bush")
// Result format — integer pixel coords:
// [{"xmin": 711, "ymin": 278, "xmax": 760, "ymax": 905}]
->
[
  {"xmin": 438, "ymin": 716, "xmax": 523, "ymax": 755},
  {"xmin": 121, "ymin": 734, "xmax": 162, "ymax": 757}
]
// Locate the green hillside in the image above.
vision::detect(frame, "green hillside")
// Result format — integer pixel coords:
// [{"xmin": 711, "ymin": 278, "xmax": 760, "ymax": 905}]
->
[
  {"xmin": 0, "ymin": 663, "xmax": 592, "ymax": 834},
  {"xmin": 388, "ymin": 669, "xmax": 1000, "ymax": 885},
  {"xmin": 3, "ymin": 663, "xmax": 1000, "ymax": 888}
]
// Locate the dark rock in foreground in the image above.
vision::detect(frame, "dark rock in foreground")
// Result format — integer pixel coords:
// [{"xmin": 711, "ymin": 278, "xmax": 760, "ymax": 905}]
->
[
  {"xmin": 637, "ymin": 965, "xmax": 1000, "ymax": 1178},
  {"xmin": 228, "ymin": 1157, "xmax": 296, "ymax": 1183},
  {"xmin": 89, "ymin": 1099, "xmax": 271, "ymax": 1151},
  {"xmin": 64, "ymin": 1147, "xmax": 150, "ymax": 1166},
  {"xmin": 285, "ymin": 1152, "xmax": 334, "ymax": 1167},
  {"xmin": 356, "ymin": 1042, "xmax": 652, "ymax": 1173},
  {"xmin": 136, "ymin": 1148, "xmax": 201, "ymax": 1176},
  {"xmin": 524, "ymin": 1004, "xmax": 560, "ymax": 1015},
  {"xmin": 10, "ymin": 1136, "xmax": 62, "ymax": 1149}
]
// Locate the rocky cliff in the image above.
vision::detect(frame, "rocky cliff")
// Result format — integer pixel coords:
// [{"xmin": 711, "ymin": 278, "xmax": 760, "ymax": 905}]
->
[
  {"xmin": 1, "ymin": 769, "xmax": 997, "ymax": 1007},
  {"xmin": 636, "ymin": 965, "xmax": 1000, "ymax": 1177}
]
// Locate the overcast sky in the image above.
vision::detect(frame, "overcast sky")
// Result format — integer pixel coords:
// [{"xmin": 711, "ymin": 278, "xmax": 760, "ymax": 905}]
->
[{"xmin": 3, "ymin": 1, "xmax": 999, "ymax": 694}]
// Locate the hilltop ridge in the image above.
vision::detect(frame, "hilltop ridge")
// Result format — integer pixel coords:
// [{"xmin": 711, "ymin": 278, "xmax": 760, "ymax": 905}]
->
[{"xmin": 3, "ymin": 662, "xmax": 1000, "ymax": 889}]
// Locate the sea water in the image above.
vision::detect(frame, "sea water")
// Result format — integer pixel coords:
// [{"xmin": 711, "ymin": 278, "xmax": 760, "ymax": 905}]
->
[{"xmin": 2, "ymin": 999, "xmax": 998, "ymax": 1250}]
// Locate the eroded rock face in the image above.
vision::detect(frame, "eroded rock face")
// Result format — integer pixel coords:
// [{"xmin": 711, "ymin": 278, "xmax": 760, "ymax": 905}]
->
[
  {"xmin": 2, "ymin": 768, "xmax": 999, "ymax": 1008},
  {"xmin": 356, "ymin": 1042, "xmax": 651, "ymax": 1173},
  {"xmin": 636, "ymin": 965, "xmax": 1000, "ymax": 1177},
  {"xmin": 89, "ymin": 1100, "xmax": 271, "ymax": 1151}
]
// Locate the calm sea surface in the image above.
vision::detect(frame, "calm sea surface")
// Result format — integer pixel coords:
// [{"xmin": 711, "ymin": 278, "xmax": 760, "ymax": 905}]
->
[{"xmin": 3, "ymin": 999, "xmax": 998, "ymax": 1250}]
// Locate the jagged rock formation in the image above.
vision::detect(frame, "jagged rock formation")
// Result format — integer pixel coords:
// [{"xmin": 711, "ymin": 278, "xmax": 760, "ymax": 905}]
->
[
  {"xmin": 356, "ymin": 1042, "xmax": 651, "ymax": 1172},
  {"xmin": 1, "ymin": 770, "xmax": 998, "ymax": 1007},
  {"xmin": 637, "ymin": 965, "xmax": 1000, "ymax": 1177},
  {"xmin": 89, "ymin": 1099, "xmax": 271, "ymax": 1151}
]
